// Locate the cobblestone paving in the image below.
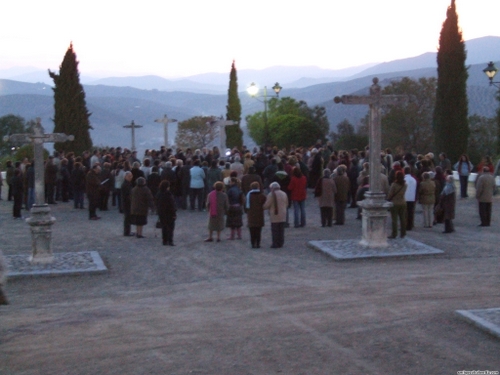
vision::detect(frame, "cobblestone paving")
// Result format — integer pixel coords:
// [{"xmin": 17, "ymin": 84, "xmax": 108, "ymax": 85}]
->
[{"xmin": 1, "ymin": 181, "xmax": 500, "ymax": 374}]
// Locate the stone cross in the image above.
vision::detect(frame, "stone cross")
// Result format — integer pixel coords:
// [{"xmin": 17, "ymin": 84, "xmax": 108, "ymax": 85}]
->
[
  {"xmin": 123, "ymin": 120, "xmax": 142, "ymax": 151},
  {"xmin": 3, "ymin": 118, "xmax": 74, "ymax": 263},
  {"xmin": 334, "ymin": 77, "xmax": 408, "ymax": 247},
  {"xmin": 154, "ymin": 114, "xmax": 177, "ymax": 148},
  {"xmin": 208, "ymin": 117, "xmax": 236, "ymax": 154},
  {"xmin": 4, "ymin": 118, "xmax": 74, "ymax": 206}
]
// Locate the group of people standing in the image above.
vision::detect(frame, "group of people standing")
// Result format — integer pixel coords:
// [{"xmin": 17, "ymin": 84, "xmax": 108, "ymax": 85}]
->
[
  {"xmin": 2, "ymin": 143, "xmax": 498, "ymax": 248},
  {"xmin": 386, "ymin": 152, "xmax": 498, "ymax": 238}
]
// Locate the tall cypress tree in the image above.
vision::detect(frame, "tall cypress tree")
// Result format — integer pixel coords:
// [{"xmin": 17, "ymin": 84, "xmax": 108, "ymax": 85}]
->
[
  {"xmin": 433, "ymin": 0, "xmax": 469, "ymax": 163},
  {"xmin": 225, "ymin": 60, "xmax": 243, "ymax": 150},
  {"xmin": 49, "ymin": 42, "xmax": 93, "ymax": 155}
]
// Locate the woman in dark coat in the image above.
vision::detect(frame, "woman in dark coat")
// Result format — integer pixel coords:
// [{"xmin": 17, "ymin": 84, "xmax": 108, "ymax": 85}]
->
[
  {"xmin": 11, "ymin": 169, "xmax": 24, "ymax": 219},
  {"xmin": 245, "ymin": 181, "xmax": 266, "ymax": 248},
  {"xmin": 147, "ymin": 166, "xmax": 162, "ymax": 213},
  {"xmin": 121, "ymin": 172, "xmax": 134, "ymax": 236},
  {"xmin": 226, "ymin": 177, "xmax": 245, "ymax": 240},
  {"xmin": 439, "ymin": 175, "xmax": 456, "ymax": 234},
  {"xmin": 387, "ymin": 170, "xmax": 407, "ymax": 239},
  {"xmin": 308, "ymin": 149, "xmax": 323, "ymax": 188},
  {"xmin": 156, "ymin": 180, "xmax": 177, "ymax": 246},
  {"xmin": 130, "ymin": 177, "xmax": 155, "ymax": 238}
]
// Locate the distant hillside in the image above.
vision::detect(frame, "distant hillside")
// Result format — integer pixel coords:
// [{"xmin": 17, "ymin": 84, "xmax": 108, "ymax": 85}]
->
[
  {"xmin": 352, "ymin": 36, "xmax": 500, "ymax": 78},
  {"xmin": 1, "ymin": 36, "xmax": 500, "ymax": 152}
]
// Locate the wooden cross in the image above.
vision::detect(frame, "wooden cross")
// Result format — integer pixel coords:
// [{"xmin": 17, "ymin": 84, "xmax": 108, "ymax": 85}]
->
[
  {"xmin": 334, "ymin": 77, "xmax": 408, "ymax": 195},
  {"xmin": 123, "ymin": 120, "xmax": 142, "ymax": 151},
  {"xmin": 4, "ymin": 118, "xmax": 74, "ymax": 206},
  {"xmin": 208, "ymin": 116, "xmax": 236, "ymax": 153},
  {"xmin": 154, "ymin": 114, "xmax": 177, "ymax": 148}
]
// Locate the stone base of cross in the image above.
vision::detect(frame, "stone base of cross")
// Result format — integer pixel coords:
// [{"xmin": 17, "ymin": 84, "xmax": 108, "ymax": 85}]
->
[
  {"xmin": 26, "ymin": 205, "xmax": 56, "ymax": 263},
  {"xmin": 335, "ymin": 78, "xmax": 408, "ymax": 248}
]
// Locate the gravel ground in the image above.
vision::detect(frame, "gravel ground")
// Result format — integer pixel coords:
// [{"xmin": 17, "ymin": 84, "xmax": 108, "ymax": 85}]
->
[{"xmin": 1, "ymin": 183, "xmax": 500, "ymax": 375}]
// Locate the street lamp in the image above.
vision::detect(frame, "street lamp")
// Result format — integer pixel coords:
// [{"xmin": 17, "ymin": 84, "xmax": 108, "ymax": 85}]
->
[
  {"xmin": 483, "ymin": 61, "xmax": 500, "ymax": 154},
  {"xmin": 483, "ymin": 61, "xmax": 499, "ymax": 87},
  {"xmin": 247, "ymin": 82, "xmax": 282, "ymax": 151}
]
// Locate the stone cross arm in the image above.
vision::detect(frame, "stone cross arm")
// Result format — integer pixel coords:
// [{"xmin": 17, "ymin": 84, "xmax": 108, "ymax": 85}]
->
[
  {"xmin": 4, "ymin": 133, "xmax": 74, "ymax": 144},
  {"xmin": 155, "ymin": 116, "xmax": 177, "ymax": 124},
  {"xmin": 3, "ymin": 134, "xmax": 32, "ymax": 143},
  {"xmin": 209, "ymin": 119, "xmax": 236, "ymax": 126},
  {"xmin": 46, "ymin": 133, "xmax": 75, "ymax": 143}
]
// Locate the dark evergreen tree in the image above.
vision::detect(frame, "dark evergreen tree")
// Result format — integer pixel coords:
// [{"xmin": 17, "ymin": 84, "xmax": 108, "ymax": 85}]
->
[
  {"xmin": 433, "ymin": 0, "xmax": 469, "ymax": 163},
  {"xmin": 49, "ymin": 43, "xmax": 92, "ymax": 155},
  {"xmin": 225, "ymin": 60, "xmax": 243, "ymax": 149}
]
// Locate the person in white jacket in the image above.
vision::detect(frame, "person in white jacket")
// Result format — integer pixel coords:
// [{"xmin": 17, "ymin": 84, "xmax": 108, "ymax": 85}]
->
[{"xmin": 404, "ymin": 166, "xmax": 417, "ymax": 230}]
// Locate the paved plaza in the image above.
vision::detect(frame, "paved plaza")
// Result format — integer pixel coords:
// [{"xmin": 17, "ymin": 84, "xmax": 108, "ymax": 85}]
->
[{"xmin": 1, "ymin": 184, "xmax": 500, "ymax": 374}]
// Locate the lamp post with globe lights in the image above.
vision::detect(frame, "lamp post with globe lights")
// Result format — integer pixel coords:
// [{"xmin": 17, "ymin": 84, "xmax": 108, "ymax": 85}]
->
[
  {"xmin": 483, "ymin": 61, "xmax": 500, "ymax": 87},
  {"xmin": 247, "ymin": 82, "xmax": 282, "ymax": 151}
]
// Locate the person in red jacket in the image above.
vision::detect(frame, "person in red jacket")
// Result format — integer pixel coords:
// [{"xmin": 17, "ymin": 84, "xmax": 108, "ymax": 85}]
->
[{"xmin": 288, "ymin": 166, "xmax": 308, "ymax": 228}]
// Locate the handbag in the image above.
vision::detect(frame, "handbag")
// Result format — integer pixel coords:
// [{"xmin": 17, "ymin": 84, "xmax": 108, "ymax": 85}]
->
[{"xmin": 387, "ymin": 185, "xmax": 404, "ymax": 202}]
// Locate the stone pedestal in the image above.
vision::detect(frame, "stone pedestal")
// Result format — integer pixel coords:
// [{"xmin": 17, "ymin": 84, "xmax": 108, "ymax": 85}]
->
[
  {"xmin": 26, "ymin": 204, "xmax": 56, "ymax": 264},
  {"xmin": 358, "ymin": 192, "xmax": 392, "ymax": 248}
]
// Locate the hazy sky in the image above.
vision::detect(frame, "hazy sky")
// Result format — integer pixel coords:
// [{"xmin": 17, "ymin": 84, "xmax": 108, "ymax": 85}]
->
[{"xmin": 1, "ymin": 0, "xmax": 499, "ymax": 78}]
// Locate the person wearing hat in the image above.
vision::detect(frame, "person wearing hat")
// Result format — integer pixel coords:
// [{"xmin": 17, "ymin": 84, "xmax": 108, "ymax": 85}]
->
[
  {"xmin": 263, "ymin": 182, "xmax": 288, "ymax": 248},
  {"xmin": 130, "ymin": 177, "xmax": 155, "ymax": 238}
]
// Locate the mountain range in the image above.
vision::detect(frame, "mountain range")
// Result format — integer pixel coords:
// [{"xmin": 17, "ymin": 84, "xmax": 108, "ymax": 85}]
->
[{"xmin": 1, "ymin": 36, "xmax": 499, "ymax": 153}]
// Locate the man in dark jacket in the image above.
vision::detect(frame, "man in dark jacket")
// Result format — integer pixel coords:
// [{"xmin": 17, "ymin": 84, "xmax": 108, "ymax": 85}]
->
[
  {"xmin": 45, "ymin": 157, "xmax": 58, "ymax": 204},
  {"xmin": 11, "ymin": 169, "xmax": 24, "ymax": 219},
  {"xmin": 179, "ymin": 159, "xmax": 192, "ymax": 210},
  {"xmin": 86, "ymin": 165, "xmax": 101, "ymax": 220},
  {"xmin": 121, "ymin": 172, "xmax": 134, "ymax": 236},
  {"xmin": 157, "ymin": 180, "xmax": 177, "ymax": 246}
]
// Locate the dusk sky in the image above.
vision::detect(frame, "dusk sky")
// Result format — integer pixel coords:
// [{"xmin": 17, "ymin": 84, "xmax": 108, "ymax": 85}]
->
[{"xmin": 1, "ymin": 0, "xmax": 499, "ymax": 78}]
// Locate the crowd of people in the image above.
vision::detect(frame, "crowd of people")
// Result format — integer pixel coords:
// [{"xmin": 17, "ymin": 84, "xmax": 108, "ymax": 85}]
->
[{"xmin": 1, "ymin": 142, "xmax": 498, "ymax": 248}]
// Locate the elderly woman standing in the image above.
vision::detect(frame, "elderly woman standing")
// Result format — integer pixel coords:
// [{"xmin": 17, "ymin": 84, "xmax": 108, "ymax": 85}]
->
[
  {"xmin": 130, "ymin": 177, "xmax": 155, "ymax": 238},
  {"xmin": 205, "ymin": 181, "xmax": 229, "ymax": 242},
  {"xmin": 263, "ymin": 182, "xmax": 289, "ymax": 248},
  {"xmin": 387, "ymin": 170, "xmax": 407, "ymax": 239},
  {"xmin": 315, "ymin": 168, "xmax": 337, "ymax": 227}
]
